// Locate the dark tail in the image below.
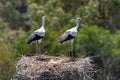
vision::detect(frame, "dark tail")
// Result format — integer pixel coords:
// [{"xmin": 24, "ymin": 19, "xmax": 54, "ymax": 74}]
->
[
  {"xmin": 26, "ymin": 39, "xmax": 32, "ymax": 44},
  {"xmin": 59, "ymin": 41, "xmax": 63, "ymax": 44},
  {"xmin": 58, "ymin": 36, "xmax": 64, "ymax": 44}
]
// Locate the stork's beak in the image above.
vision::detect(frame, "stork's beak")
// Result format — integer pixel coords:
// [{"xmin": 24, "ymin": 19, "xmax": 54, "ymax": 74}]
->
[
  {"xmin": 80, "ymin": 19, "xmax": 84, "ymax": 24},
  {"xmin": 46, "ymin": 18, "xmax": 50, "ymax": 23}
]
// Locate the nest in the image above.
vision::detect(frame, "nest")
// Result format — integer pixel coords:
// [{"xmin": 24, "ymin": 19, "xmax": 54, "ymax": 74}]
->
[{"xmin": 12, "ymin": 55, "xmax": 94, "ymax": 80}]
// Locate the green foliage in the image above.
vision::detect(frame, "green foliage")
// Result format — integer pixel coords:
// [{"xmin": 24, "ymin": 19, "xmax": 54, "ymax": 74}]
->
[
  {"xmin": 76, "ymin": 26, "xmax": 109, "ymax": 56},
  {"xmin": 0, "ymin": 0, "xmax": 120, "ymax": 79},
  {"xmin": 74, "ymin": 26, "xmax": 120, "ymax": 79},
  {"xmin": 76, "ymin": 26, "xmax": 120, "ymax": 57},
  {"xmin": 14, "ymin": 27, "xmax": 70, "ymax": 56},
  {"xmin": 0, "ymin": 0, "xmax": 29, "ymax": 29},
  {"xmin": 14, "ymin": 29, "xmax": 36, "ymax": 57},
  {"xmin": 0, "ymin": 42, "xmax": 15, "ymax": 80},
  {"xmin": 14, "ymin": 25, "xmax": 120, "ymax": 58}
]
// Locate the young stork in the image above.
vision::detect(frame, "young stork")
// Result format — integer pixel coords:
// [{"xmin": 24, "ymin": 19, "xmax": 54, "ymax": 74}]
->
[
  {"xmin": 58, "ymin": 17, "xmax": 82, "ymax": 57},
  {"xmin": 27, "ymin": 16, "xmax": 46, "ymax": 54}
]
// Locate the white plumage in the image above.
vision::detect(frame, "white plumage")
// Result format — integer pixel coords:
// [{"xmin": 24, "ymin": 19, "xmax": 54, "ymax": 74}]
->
[
  {"xmin": 58, "ymin": 17, "xmax": 81, "ymax": 44},
  {"xmin": 27, "ymin": 16, "xmax": 46, "ymax": 44},
  {"xmin": 67, "ymin": 27, "xmax": 78, "ymax": 37},
  {"xmin": 58, "ymin": 17, "xmax": 82, "ymax": 57}
]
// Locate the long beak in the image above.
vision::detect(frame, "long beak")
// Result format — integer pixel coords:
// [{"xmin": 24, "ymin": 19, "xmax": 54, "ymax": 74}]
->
[
  {"xmin": 80, "ymin": 20, "xmax": 84, "ymax": 24},
  {"xmin": 46, "ymin": 18, "xmax": 50, "ymax": 23}
]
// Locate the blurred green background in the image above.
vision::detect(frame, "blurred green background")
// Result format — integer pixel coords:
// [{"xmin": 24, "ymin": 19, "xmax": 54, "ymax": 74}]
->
[{"xmin": 0, "ymin": 0, "xmax": 120, "ymax": 80}]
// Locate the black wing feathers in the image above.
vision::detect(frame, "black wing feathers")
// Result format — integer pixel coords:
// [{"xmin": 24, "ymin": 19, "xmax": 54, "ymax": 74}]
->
[
  {"xmin": 58, "ymin": 31, "xmax": 75, "ymax": 43},
  {"xmin": 26, "ymin": 32, "xmax": 44, "ymax": 44}
]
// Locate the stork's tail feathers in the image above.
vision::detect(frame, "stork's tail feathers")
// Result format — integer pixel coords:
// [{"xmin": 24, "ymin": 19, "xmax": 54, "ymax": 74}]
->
[
  {"xmin": 59, "ymin": 41, "xmax": 63, "ymax": 44},
  {"xmin": 26, "ymin": 39, "xmax": 32, "ymax": 44},
  {"xmin": 26, "ymin": 35, "xmax": 34, "ymax": 44},
  {"xmin": 26, "ymin": 33, "xmax": 36, "ymax": 44},
  {"xmin": 58, "ymin": 36, "xmax": 63, "ymax": 44}
]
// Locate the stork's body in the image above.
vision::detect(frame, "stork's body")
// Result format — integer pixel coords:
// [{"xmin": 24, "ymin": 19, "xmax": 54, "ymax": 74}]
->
[
  {"xmin": 27, "ymin": 27, "xmax": 45, "ymax": 44},
  {"xmin": 58, "ymin": 17, "xmax": 82, "ymax": 57},
  {"xmin": 58, "ymin": 27, "xmax": 78, "ymax": 44},
  {"xmin": 27, "ymin": 16, "xmax": 46, "ymax": 54}
]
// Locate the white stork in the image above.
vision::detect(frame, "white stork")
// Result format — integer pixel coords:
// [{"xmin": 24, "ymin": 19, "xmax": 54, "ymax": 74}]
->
[
  {"xmin": 58, "ymin": 17, "xmax": 82, "ymax": 57},
  {"xmin": 27, "ymin": 16, "xmax": 46, "ymax": 54}
]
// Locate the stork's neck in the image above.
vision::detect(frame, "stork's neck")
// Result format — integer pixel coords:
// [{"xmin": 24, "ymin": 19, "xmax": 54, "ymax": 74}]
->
[
  {"xmin": 41, "ymin": 18, "xmax": 45, "ymax": 28},
  {"xmin": 75, "ymin": 22, "xmax": 79, "ymax": 29}
]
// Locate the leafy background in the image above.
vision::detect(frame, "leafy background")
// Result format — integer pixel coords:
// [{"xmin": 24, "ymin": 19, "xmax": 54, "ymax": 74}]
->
[{"xmin": 0, "ymin": 0, "xmax": 120, "ymax": 80}]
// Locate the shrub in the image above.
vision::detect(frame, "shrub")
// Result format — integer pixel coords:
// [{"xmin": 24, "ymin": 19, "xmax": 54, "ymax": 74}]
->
[
  {"xmin": 74, "ymin": 26, "xmax": 120, "ymax": 80},
  {"xmin": 0, "ymin": 42, "xmax": 15, "ymax": 80},
  {"xmin": 75, "ymin": 26, "xmax": 112, "ymax": 57},
  {"xmin": 14, "ymin": 29, "xmax": 36, "ymax": 57}
]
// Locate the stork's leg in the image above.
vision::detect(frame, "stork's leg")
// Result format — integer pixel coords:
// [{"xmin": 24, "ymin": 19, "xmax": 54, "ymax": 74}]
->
[
  {"xmin": 38, "ymin": 43, "xmax": 41, "ymax": 54},
  {"xmin": 70, "ymin": 39, "xmax": 74, "ymax": 57},
  {"xmin": 38, "ymin": 39, "xmax": 42, "ymax": 54},
  {"xmin": 38, "ymin": 43, "xmax": 40, "ymax": 54},
  {"xmin": 36, "ymin": 40, "xmax": 39, "ymax": 54},
  {"xmin": 35, "ymin": 41, "xmax": 41, "ymax": 59}
]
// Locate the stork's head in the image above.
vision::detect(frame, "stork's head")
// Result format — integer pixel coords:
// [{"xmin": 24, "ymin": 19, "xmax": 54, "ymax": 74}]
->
[
  {"xmin": 75, "ymin": 17, "xmax": 83, "ymax": 24},
  {"xmin": 42, "ymin": 16, "xmax": 46, "ymax": 20}
]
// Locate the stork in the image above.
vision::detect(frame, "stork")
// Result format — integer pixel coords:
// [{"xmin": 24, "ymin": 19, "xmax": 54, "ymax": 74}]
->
[
  {"xmin": 27, "ymin": 16, "xmax": 46, "ymax": 54},
  {"xmin": 58, "ymin": 17, "xmax": 82, "ymax": 57}
]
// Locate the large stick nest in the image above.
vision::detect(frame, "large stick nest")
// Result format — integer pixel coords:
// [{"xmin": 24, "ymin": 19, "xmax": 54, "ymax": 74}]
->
[{"xmin": 12, "ymin": 55, "xmax": 94, "ymax": 80}]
